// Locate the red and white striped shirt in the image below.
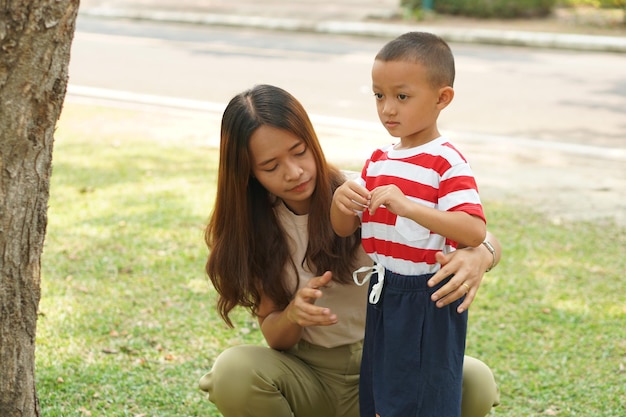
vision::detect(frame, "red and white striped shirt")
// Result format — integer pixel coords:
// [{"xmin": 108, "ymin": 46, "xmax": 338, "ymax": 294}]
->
[{"xmin": 357, "ymin": 137, "xmax": 485, "ymax": 276}]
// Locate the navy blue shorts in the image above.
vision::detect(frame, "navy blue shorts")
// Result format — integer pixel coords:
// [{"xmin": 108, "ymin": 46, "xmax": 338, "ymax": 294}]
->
[{"xmin": 359, "ymin": 269, "xmax": 468, "ymax": 417}]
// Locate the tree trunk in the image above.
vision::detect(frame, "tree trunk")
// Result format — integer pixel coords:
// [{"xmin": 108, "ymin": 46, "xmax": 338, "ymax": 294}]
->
[{"xmin": 0, "ymin": 1, "xmax": 79, "ymax": 415}]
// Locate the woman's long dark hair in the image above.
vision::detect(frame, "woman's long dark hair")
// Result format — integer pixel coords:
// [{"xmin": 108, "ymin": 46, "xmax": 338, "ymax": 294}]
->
[{"xmin": 205, "ymin": 84, "xmax": 361, "ymax": 327}]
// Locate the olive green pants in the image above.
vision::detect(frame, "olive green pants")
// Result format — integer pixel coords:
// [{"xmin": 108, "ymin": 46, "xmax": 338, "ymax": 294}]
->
[{"xmin": 199, "ymin": 340, "xmax": 499, "ymax": 417}]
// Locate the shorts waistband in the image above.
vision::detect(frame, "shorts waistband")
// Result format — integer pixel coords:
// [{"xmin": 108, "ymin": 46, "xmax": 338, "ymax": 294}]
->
[{"xmin": 381, "ymin": 269, "xmax": 448, "ymax": 291}]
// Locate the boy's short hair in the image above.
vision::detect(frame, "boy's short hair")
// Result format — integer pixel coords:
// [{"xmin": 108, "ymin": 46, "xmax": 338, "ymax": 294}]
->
[{"xmin": 375, "ymin": 32, "xmax": 455, "ymax": 88}]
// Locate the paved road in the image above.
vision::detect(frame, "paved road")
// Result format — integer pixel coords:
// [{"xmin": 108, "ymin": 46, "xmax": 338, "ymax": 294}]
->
[{"xmin": 78, "ymin": 0, "xmax": 626, "ymax": 52}]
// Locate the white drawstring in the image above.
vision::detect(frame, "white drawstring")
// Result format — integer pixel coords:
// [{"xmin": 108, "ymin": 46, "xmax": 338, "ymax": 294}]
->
[{"xmin": 353, "ymin": 263, "xmax": 385, "ymax": 304}]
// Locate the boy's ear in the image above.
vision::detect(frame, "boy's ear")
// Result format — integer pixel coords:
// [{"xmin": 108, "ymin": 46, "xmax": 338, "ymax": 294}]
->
[{"xmin": 437, "ymin": 86, "xmax": 454, "ymax": 108}]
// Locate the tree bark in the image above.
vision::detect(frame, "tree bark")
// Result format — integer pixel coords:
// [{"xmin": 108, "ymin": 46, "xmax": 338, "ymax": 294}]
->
[{"xmin": 0, "ymin": 1, "xmax": 79, "ymax": 415}]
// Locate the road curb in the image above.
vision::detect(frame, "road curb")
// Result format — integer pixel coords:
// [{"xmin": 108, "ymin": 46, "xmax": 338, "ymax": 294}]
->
[{"xmin": 78, "ymin": 7, "xmax": 626, "ymax": 53}]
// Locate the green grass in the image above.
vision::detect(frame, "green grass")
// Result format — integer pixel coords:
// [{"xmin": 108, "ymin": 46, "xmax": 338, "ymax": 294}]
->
[{"xmin": 37, "ymin": 103, "xmax": 625, "ymax": 416}]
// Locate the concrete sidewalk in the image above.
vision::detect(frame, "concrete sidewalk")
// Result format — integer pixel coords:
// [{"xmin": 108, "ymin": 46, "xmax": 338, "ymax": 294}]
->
[
  {"xmin": 79, "ymin": 0, "xmax": 626, "ymax": 53},
  {"xmin": 79, "ymin": 0, "xmax": 402, "ymax": 21}
]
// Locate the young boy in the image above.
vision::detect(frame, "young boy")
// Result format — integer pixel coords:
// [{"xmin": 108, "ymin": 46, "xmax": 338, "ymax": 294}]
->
[{"xmin": 331, "ymin": 32, "xmax": 488, "ymax": 417}]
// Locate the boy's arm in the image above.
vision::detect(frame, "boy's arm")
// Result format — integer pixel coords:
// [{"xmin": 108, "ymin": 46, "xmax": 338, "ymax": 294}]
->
[
  {"xmin": 404, "ymin": 205, "xmax": 486, "ymax": 248},
  {"xmin": 330, "ymin": 180, "xmax": 370, "ymax": 237},
  {"xmin": 369, "ymin": 184, "xmax": 486, "ymax": 247},
  {"xmin": 330, "ymin": 200, "xmax": 361, "ymax": 237}
]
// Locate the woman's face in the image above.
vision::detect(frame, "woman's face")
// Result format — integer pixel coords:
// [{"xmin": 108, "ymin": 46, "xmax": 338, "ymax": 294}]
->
[{"xmin": 249, "ymin": 125, "xmax": 317, "ymax": 215}]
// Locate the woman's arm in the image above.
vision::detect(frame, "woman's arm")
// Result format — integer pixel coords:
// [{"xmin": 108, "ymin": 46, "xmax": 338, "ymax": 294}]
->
[
  {"xmin": 257, "ymin": 271, "xmax": 338, "ymax": 351},
  {"xmin": 427, "ymin": 231, "xmax": 502, "ymax": 313}
]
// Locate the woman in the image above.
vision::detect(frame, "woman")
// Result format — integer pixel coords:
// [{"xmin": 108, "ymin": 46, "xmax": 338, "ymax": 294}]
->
[{"xmin": 199, "ymin": 84, "xmax": 500, "ymax": 417}]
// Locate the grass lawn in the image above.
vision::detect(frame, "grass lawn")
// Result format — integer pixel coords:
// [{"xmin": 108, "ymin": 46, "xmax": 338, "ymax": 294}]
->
[{"xmin": 36, "ymin": 103, "xmax": 625, "ymax": 416}]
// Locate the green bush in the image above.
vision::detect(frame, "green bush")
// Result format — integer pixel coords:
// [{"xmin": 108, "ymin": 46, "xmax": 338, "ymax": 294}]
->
[
  {"xmin": 402, "ymin": 0, "xmax": 557, "ymax": 18},
  {"xmin": 557, "ymin": 0, "xmax": 625, "ymax": 7},
  {"xmin": 435, "ymin": 0, "xmax": 556, "ymax": 18}
]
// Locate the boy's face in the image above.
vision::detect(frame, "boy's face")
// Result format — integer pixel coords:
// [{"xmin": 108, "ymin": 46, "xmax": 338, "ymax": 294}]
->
[{"xmin": 371, "ymin": 59, "xmax": 451, "ymax": 147}]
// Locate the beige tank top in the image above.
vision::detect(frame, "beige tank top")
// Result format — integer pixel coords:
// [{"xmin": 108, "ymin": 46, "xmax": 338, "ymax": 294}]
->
[{"xmin": 275, "ymin": 202, "xmax": 371, "ymax": 348}]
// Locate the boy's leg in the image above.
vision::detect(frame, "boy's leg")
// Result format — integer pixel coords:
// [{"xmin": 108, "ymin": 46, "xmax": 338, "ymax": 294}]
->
[
  {"xmin": 419, "ymin": 286, "xmax": 467, "ymax": 417},
  {"xmin": 461, "ymin": 356, "xmax": 500, "ymax": 417},
  {"xmin": 372, "ymin": 356, "xmax": 498, "ymax": 417},
  {"xmin": 359, "ymin": 272, "xmax": 383, "ymax": 417},
  {"xmin": 372, "ymin": 272, "xmax": 467, "ymax": 417}
]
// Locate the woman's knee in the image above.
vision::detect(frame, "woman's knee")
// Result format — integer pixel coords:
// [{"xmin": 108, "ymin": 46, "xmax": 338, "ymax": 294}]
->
[
  {"xmin": 199, "ymin": 345, "xmax": 265, "ymax": 398},
  {"xmin": 461, "ymin": 356, "xmax": 500, "ymax": 417},
  {"xmin": 199, "ymin": 345, "xmax": 303, "ymax": 417}
]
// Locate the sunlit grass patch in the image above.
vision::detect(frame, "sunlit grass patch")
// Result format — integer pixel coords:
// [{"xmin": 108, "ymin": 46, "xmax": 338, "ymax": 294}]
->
[{"xmin": 37, "ymin": 103, "xmax": 625, "ymax": 416}]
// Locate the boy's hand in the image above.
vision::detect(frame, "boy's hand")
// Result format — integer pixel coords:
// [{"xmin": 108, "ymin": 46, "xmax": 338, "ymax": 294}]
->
[
  {"xmin": 369, "ymin": 184, "xmax": 411, "ymax": 217},
  {"xmin": 332, "ymin": 180, "xmax": 371, "ymax": 216}
]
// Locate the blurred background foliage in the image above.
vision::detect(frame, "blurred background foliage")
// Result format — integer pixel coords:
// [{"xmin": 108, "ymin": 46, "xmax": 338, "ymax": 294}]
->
[{"xmin": 401, "ymin": 0, "xmax": 625, "ymax": 21}]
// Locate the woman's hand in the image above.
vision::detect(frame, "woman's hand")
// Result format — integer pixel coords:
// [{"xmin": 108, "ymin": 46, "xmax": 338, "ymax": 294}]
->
[
  {"xmin": 427, "ymin": 242, "xmax": 495, "ymax": 313},
  {"xmin": 285, "ymin": 271, "xmax": 338, "ymax": 327},
  {"xmin": 259, "ymin": 271, "xmax": 338, "ymax": 350}
]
